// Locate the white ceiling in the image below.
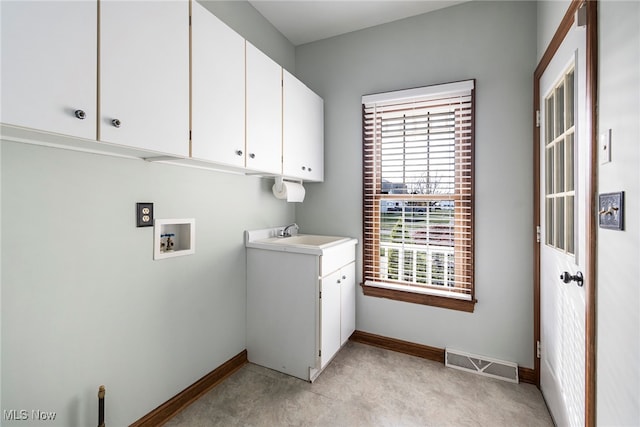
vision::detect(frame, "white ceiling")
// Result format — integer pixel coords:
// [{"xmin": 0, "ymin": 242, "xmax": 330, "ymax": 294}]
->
[{"xmin": 248, "ymin": 1, "xmax": 468, "ymax": 46}]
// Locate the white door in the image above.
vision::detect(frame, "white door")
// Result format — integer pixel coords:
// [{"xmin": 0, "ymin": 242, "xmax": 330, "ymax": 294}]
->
[
  {"xmin": 282, "ymin": 70, "xmax": 324, "ymax": 182},
  {"xmin": 539, "ymin": 19, "xmax": 587, "ymax": 427},
  {"xmin": 246, "ymin": 42, "xmax": 282, "ymax": 174},
  {"xmin": 99, "ymin": 0, "xmax": 189, "ymax": 156},
  {"xmin": 191, "ymin": 1, "xmax": 245, "ymax": 166},
  {"xmin": 320, "ymin": 269, "xmax": 341, "ymax": 369},
  {"xmin": 339, "ymin": 262, "xmax": 356, "ymax": 345},
  {"xmin": 0, "ymin": 1, "xmax": 97, "ymax": 139}
]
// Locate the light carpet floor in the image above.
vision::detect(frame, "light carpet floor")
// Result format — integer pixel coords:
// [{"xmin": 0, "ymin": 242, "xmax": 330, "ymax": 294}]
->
[{"xmin": 165, "ymin": 341, "xmax": 553, "ymax": 427}]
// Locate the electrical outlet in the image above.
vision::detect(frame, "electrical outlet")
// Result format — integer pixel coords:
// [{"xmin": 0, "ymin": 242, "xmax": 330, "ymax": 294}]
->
[{"xmin": 136, "ymin": 202, "xmax": 154, "ymax": 227}]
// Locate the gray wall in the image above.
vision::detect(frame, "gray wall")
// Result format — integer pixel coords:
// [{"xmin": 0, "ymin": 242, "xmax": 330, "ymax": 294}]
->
[
  {"xmin": 198, "ymin": 0, "xmax": 295, "ymax": 73},
  {"xmin": 295, "ymin": 1, "xmax": 538, "ymax": 367},
  {"xmin": 537, "ymin": 1, "xmax": 640, "ymax": 424},
  {"xmin": 596, "ymin": 1, "xmax": 640, "ymax": 424},
  {"xmin": 0, "ymin": 3, "xmax": 295, "ymax": 426}
]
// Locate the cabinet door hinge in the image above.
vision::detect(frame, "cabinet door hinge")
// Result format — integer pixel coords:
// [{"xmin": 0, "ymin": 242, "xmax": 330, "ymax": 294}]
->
[
  {"xmin": 536, "ymin": 225, "xmax": 541, "ymax": 243},
  {"xmin": 319, "ymin": 350, "xmax": 321, "ymax": 357},
  {"xmin": 536, "ymin": 110, "xmax": 541, "ymax": 128},
  {"xmin": 319, "ymin": 291, "xmax": 321, "ymax": 299},
  {"xmin": 537, "ymin": 340, "xmax": 541, "ymax": 359}
]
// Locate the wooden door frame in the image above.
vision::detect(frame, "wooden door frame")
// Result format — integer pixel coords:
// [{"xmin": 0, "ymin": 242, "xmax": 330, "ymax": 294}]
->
[{"xmin": 533, "ymin": 1, "xmax": 597, "ymax": 426}]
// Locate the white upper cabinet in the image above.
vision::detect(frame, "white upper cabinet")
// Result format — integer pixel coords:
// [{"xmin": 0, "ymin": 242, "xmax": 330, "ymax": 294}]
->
[
  {"xmin": 1, "ymin": 1, "xmax": 324, "ymax": 180},
  {"xmin": 1, "ymin": 1, "xmax": 97, "ymax": 140},
  {"xmin": 99, "ymin": 0, "xmax": 189, "ymax": 157},
  {"xmin": 282, "ymin": 70, "xmax": 324, "ymax": 182},
  {"xmin": 191, "ymin": 1, "xmax": 245, "ymax": 167},
  {"xmin": 245, "ymin": 42, "xmax": 282, "ymax": 175}
]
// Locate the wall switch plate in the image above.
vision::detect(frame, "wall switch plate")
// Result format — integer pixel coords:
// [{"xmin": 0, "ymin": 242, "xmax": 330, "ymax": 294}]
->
[
  {"xmin": 598, "ymin": 192, "xmax": 623, "ymax": 230},
  {"xmin": 600, "ymin": 129, "xmax": 611, "ymax": 164},
  {"xmin": 136, "ymin": 202, "xmax": 154, "ymax": 227}
]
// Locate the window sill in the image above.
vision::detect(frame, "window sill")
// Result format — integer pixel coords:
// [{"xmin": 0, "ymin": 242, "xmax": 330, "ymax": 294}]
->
[{"xmin": 361, "ymin": 282, "xmax": 476, "ymax": 313}]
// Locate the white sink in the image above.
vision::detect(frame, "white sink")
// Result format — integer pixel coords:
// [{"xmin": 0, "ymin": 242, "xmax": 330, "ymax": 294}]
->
[
  {"xmin": 245, "ymin": 229, "xmax": 356, "ymax": 255},
  {"xmin": 260, "ymin": 234, "xmax": 351, "ymax": 247}
]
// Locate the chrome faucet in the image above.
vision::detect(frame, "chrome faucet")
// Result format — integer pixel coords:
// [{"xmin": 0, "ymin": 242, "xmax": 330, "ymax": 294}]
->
[{"xmin": 280, "ymin": 223, "xmax": 299, "ymax": 237}]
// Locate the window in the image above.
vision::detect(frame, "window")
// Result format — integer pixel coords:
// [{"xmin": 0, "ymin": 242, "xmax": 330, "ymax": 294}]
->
[
  {"xmin": 362, "ymin": 80, "xmax": 475, "ymax": 312},
  {"xmin": 545, "ymin": 66, "xmax": 575, "ymax": 255}
]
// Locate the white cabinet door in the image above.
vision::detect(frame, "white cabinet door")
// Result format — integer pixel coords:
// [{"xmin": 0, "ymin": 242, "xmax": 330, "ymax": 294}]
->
[
  {"xmin": 320, "ymin": 269, "xmax": 342, "ymax": 369},
  {"xmin": 282, "ymin": 70, "xmax": 324, "ymax": 182},
  {"xmin": 1, "ymin": 1, "xmax": 97, "ymax": 140},
  {"xmin": 99, "ymin": 0, "xmax": 189, "ymax": 156},
  {"xmin": 191, "ymin": 1, "xmax": 245, "ymax": 166},
  {"xmin": 245, "ymin": 42, "xmax": 282, "ymax": 174},
  {"xmin": 339, "ymin": 262, "xmax": 356, "ymax": 345}
]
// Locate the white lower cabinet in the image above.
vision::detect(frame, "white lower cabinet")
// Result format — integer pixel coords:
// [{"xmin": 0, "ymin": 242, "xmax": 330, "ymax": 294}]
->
[
  {"xmin": 321, "ymin": 261, "xmax": 356, "ymax": 369},
  {"xmin": 339, "ymin": 262, "xmax": 356, "ymax": 345},
  {"xmin": 247, "ymin": 240, "xmax": 356, "ymax": 382}
]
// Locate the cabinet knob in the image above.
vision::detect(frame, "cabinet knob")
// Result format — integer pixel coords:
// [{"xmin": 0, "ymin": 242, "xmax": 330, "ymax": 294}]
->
[
  {"xmin": 308, "ymin": 167, "xmax": 312, "ymax": 172},
  {"xmin": 235, "ymin": 150, "xmax": 243, "ymax": 156},
  {"xmin": 112, "ymin": 119, "xmax": 121, "ymax": 128},
  {"xmin": 301, "ymin": 166, "xmax": 306, "ymax": 171},
  {"xmin": 249, "ymin": 153, "xmax": 256, "ymax": 159},
  {"xmin": 337, "ymin": 279, "xmax": 341, "ymax": 284},
  {"xmin": 74, "ymin": 109, "xmax": 86, "ymax": 120},
  {"xmin": 342, "ymin": 275, "xmax": 346, "ymax": 280}
]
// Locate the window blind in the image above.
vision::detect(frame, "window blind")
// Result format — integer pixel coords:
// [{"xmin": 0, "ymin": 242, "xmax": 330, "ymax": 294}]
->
[{"xmin": 362, "ymin": 80, "xmax": 475, "ymax": 300}]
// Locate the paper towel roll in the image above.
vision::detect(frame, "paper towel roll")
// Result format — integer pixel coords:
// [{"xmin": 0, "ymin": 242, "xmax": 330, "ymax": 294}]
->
[{"xmin": 272, "ymin": 179, "xmax": 305, "ymax": 202}]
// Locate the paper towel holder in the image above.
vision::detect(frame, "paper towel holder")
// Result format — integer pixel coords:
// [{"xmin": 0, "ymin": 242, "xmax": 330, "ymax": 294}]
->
[
  {"xmin": 272, "ymin": 176, "xmax": 306, "ymax": 203},
  {"xmin": 273, "ymin": 176, "xmax": 303, "ymax": 192}
]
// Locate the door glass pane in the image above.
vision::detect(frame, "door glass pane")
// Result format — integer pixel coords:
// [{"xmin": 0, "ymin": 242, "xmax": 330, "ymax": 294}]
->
[
  {"xmin": 555, "ymin": 83, "xmax": 565, "ymax": 137},
  {"xmin": 566, "ymin": 70, "xmax": 574, "ymax": 129},
  {"xmin": 545, "ymin": 95, "xmax": 554, "ymax": 143},
  {"xmin": 567, "ymin": 195, "xmax": 575, "ymax": 255},
  {"xmin": 546, "ymin": 198, "xmax": 554, "ymax": 246},
  {"xmin": 566, "ymin": 133, "xmax": 574, "ymax": 192},
  {"xmin": 556, "ymin": 196, "xmax": 565, "ymax": 251},
  {"xmin": 546, "ymin": 146, "xmax": 554, "ymax": 195},
  {"xmin": 555, "ymin": 139, "xmax": 565, "ymax": 194}
]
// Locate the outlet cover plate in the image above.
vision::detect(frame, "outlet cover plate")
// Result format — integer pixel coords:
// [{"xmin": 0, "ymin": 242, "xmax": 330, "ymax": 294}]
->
[
  {"xmin": 136, "ymin": 202, "xmax": 154, "ymax": 227},
  {"xmin": 600, "ymin": 129, "xmax": 611, "ymax": 164}
]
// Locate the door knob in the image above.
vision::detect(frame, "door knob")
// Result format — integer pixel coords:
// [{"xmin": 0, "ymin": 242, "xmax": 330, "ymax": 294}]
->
[{"xmin": 560, "ymin": 271, "xmax": 583, "ymax": 287}]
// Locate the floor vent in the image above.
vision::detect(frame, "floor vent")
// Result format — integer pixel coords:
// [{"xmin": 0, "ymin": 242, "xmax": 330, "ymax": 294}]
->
[{"xmin": 445, "ymin": 348, "xmax": 519, "ymax": 383}]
